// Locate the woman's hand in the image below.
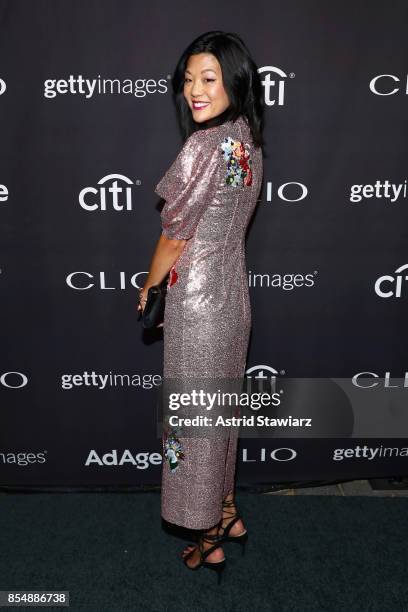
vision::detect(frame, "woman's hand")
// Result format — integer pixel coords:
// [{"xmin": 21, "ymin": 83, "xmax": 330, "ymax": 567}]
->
[
  {"xmin": 137, "ymin": 286, "xmax": 164, "ymax": 327},
  {"xmin": 137, "ymin": 233, "xmax": 185, "ymax": 328},
  {"xmin": 137, "ymin": 286, "xmax": 149, "ymax": 313}
]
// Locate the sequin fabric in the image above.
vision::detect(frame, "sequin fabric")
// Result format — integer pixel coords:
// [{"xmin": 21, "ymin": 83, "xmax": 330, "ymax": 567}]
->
[{"xmin": 154, "ymin": 115, "xmax": 263, "ymax": 529}]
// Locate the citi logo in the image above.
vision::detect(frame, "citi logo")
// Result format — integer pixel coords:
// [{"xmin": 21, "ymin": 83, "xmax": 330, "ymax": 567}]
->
[
  {"xmin": 66, "ymin": 271, "xmax": 146, "ymax": 290},
  {"xmin": 85, "ymin": 449, "xmax": 162, "ymax": 469},
  {"xmin": 79, "ymin": 174, "xmax": 140, "ymax": 211},
  {"xmin": 374, "ymin": 264, "xmax": 408, "ymax": 298},
  {"xmin": 352, "ymin": 372, "xmax": 408, "ymax": 388},
  {"xmin": 241, "ymin": 447, "xmax": 297, "ymax": 462},
  {"xmin": 245, "ymin": 364, "xmax": 281, "ymax": 394},
  {"xmin": 266, "ymin": 181, "xmax": 308, "ymax": 203},
  {"xmin": 258, "ymin": 66, "xmax": 294, "ymax": 106},
  {"xmin": 0, "ymin": 78, "xmax": 6, "ymax": 95},
  {"xmin": 369, "ymin": 74, "xmax": 408, "ymax": 96}
]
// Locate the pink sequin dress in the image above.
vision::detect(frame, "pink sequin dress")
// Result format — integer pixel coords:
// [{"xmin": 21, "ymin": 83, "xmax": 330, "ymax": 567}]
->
[{"xmin": 154, "ymin": 114, "xmax": 263, "ymax": 529}]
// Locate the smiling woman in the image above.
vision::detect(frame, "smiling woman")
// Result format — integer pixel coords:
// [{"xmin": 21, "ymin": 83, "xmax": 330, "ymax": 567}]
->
[
  {"xmin": 139, "ymin": 30, "xmax": 265, "ymax": 582},
  {"xmin": 183, "ymin": 53, "xmax": 230, "ymax": 120}
]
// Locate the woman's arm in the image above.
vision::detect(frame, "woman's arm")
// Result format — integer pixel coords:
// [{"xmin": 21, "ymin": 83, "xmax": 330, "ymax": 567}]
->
[{"xmin": 137, "ymin": 232, "xmax": 186, "ymax": 314}]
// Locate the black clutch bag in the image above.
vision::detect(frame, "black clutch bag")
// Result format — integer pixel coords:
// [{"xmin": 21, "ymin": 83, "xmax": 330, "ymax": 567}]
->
[{"xmin": 137, "ymin": 277, "xmax": 168, "ymax": 328}]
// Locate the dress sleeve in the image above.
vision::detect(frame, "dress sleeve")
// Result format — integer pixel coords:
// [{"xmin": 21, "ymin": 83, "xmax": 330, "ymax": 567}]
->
[{"xmin": 154, "ymin": 131, "xmax": 219, "ymax": 240}]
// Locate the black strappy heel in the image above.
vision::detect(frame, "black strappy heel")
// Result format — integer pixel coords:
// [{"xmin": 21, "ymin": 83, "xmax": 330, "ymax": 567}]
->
[
  {"xmin": 183, "ymin": 529, "xmax": 226, "ymax": 584},
  {"xmin": 219, "ymin": 498, "xmax": 248, "ymax": 555}
]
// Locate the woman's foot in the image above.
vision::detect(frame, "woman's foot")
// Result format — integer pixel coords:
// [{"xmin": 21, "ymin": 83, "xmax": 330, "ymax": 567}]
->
[{"xmin": 181, "ymin": 526, "xmax": 225, "ymax": 569}]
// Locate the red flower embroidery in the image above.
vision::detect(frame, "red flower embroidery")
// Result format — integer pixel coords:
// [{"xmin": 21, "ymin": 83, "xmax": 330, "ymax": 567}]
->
[
  {"xmin": 168, "ymin": 264, "xmax": 178, "ymax": 288},
  {"xmin": 221, "ymin": 137, "xmax": 253, "ymax": 187},
  {"xmin": 238, "ymin": 143, "xmax": 252, "ymax": 186}
]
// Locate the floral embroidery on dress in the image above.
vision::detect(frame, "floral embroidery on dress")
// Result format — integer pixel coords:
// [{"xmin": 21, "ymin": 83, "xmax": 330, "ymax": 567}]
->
[
  {"xmin": 167, "ymin": 264, "xmax": 178, "ymax": 288},
  {"xmin": 221, "ymin": 136, "xmax": 253, "ymax": 187},
  {"xmin": 163, "ymin": 426, "xmax": 185, "ymax": 472}
]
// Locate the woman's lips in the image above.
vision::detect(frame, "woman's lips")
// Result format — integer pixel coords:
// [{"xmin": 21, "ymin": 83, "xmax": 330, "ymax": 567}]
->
[{"xmin": 192, "ymin": 101, "xmax": 210, "ymax": 110}]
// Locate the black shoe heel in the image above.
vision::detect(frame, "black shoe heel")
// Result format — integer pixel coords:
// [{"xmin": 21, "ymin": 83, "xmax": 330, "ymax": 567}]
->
[
  {"xmin": 226, "ymin": 529, "xmax": 248, "ymax": 555},
  {"xmin": 183, "ymin": 524, "xmax": 225, "ymax": 583},
  {"xmin": 203, "ymin": 558, "xmax": 226, "ymax": 584}
]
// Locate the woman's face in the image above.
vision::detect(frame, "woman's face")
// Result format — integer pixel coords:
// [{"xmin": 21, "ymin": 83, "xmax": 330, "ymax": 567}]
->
[{"xmin": 183, "ymin": 52, "xmax": 230, "ymax": 123}]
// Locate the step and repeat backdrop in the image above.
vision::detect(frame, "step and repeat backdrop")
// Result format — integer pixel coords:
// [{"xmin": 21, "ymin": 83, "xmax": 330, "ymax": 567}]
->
[{"xmin": 1, "ymin": 1, "xmax": 408, "ymax": 487}]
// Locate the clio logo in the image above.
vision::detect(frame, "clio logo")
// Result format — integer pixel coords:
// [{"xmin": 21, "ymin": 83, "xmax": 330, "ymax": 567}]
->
[
  {"xmin": 241, "ymin": 447, "xmax": 297, "ymax": 462},
  {"xmin": 266, "ymin": 181, "xmax": 308, "ymax": 203},
  {"xmin": 374, "ymin": 264, "xmax": 408, "ymax": 298},
  {"xmin": 66, "ymin": 271, "xmax": 147, "ymax": 290},
  {"xmin": 79, "ymin": 174, "xmax": 139, "ymax": 211},
  {"xmin": 0, "ymin": 372, "xmax": 28, "ymax": 388},
  {"xmin": 352, "ymin": 372, "xmax": 408, "ymax": 388},
  {"xmin": 369, "ymin": 74, "xmax": 408, "ymax": 96}
]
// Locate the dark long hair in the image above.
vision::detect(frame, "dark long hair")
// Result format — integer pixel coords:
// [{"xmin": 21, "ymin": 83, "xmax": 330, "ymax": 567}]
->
[{"xmin": 171, "ymin": 31, "xmax": 265, "ymax": 150}]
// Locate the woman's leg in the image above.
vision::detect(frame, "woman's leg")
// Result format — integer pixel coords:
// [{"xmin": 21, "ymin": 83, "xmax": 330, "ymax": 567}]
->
[
  {"xmin": 221, "ymin": 492, "xmax": 246, "ymax": 536},
  {"xmin": 221, "ymin": 424, "xmax": 246, "ymax": 536}
]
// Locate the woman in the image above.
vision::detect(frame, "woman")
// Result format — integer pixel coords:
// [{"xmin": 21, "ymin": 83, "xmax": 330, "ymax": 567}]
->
[{"xmin": 138, "ymin": 31, "xmax": 264, "ymax": 581}]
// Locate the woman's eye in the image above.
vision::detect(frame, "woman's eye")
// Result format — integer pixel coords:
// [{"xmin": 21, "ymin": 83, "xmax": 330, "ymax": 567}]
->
[{"xmin": 184, "ymin": 78, "xmax": 215, "ymax": 83}]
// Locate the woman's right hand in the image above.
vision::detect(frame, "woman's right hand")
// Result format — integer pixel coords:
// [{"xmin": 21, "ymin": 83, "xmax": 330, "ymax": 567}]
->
[
  {"xmin": 137, "ymin": 286, "xmax": 148, "ymax": 313},
  {"xmin": 137, "ymin": 287, "xmax": 164, "ymax": 328}
]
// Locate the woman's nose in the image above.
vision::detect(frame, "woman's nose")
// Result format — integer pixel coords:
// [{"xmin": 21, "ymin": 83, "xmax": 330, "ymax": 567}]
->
[{"xmin": 191, "ymin": 83, "xmax": 204, "ymax": 97}]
